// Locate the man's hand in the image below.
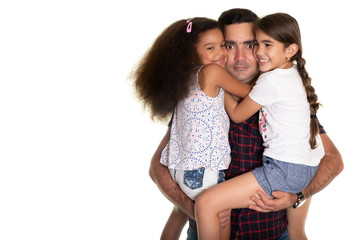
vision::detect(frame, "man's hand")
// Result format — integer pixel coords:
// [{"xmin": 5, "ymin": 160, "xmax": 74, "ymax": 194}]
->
[{"xmin": 249, "ymin": 190, "xmax": 297, "ymax": 212}]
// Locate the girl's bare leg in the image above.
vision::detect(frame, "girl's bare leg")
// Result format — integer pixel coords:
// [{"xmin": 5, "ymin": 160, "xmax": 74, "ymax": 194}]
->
[
  {"xmin": 287, "ymin": 196, "xmax": 312, "ymax": 240},
  {"xmin": 160, "ymin": 205, "xmax": 188, "ymax": 240},
  {"xmin": 195, "ymin": 172, "xmax": 266, "ymax": 240}
]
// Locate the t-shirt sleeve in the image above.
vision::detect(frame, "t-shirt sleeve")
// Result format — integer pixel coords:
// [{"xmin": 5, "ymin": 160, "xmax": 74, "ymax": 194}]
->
[{"xmin": 248, "ymin": 74, "xmax": 280, "ymax": 106}]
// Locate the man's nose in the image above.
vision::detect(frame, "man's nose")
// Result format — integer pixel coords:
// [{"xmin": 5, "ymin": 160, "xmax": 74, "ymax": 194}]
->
[{"xmin": 234, "ymin": 47, "xmax": 246, "ymax": 61}]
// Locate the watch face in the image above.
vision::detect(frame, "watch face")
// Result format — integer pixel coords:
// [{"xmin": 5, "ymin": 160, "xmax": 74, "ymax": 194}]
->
[
  {"xmin": 293, "ymin": 192, "xmax": 306, "ymax": 208},
  {"xmin": 297, "ymin": 198, "xmax": 306, "ymax": 208}
]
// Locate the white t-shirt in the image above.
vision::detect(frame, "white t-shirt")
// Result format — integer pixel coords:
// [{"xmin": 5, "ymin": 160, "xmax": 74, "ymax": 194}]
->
[{"xmin": 249, "ymin": 66, "xmax": 324, "ymax": 166}]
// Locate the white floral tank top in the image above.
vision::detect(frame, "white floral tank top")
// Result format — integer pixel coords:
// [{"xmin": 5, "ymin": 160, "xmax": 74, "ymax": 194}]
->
[{"xmin": 160, "ymin": 67, "xmax": 231, "ymax": 170}]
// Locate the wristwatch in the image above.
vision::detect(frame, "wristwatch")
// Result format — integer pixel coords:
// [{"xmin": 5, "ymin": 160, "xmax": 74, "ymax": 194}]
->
[{"xmin": 293, "ymin": 192, "xmax": 306, "ymax": 209}]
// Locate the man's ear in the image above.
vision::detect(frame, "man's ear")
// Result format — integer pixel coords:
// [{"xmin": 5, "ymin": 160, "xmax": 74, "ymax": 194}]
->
[{"xmin": 286, "ymin": 43, "xmax": 299, "ymax": 59}]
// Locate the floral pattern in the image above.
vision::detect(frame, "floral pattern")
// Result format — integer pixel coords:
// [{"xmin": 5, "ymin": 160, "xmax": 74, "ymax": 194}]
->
[{"xmin": 161, "ymin": 68, "xmax": 231, "ymax": 170}]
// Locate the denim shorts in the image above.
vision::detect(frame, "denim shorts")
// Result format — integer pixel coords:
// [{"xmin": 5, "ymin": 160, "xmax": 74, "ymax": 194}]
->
[
  {"xmin": 169, "ymin": 167, "xmax": 225, "ymax": 200},
  {"xmin": 252, "ymin": 156, "xmax": 319, "ymax": 197}
]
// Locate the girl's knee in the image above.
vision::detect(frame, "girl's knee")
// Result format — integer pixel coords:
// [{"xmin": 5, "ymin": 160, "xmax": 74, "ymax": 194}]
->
[
  {"xmin": 195, "ymin": 192, "xmax": 213, "ymax": 217},
  {"xmin": 194, "ymin": 194, "xmax": 206, "ymax": 214}
]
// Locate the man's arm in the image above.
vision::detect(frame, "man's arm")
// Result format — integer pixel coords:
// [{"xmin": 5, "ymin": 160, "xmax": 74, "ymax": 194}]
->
[
  {"xmin": 302, "ymin": 133, "xmax": 344, "ymax": 197},
  {"xmin": 249, "ymin": 133, "xmax": 344, "ymax": 212},
  {"xmin": 149, "ymin": 127, "xmax": 195, "ymax": 219}
]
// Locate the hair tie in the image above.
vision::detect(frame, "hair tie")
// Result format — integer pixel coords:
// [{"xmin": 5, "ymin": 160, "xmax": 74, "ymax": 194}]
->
[
  {"xmin": 186, "ymin": 19, "xmax": 193, "ymax": 33},
  {"xmin": 310, "ymin": 114, "xmax": 317, "ymax": 119}
]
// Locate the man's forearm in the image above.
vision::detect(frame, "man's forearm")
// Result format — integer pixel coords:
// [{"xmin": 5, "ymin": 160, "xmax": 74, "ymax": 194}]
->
[
  {"xmin": 303, "ymin": 133, "xmax": 344, "ymax": 198},
  {"xmin": 149, "ymin": 128, "xmax": 195, "ymax": 219}
]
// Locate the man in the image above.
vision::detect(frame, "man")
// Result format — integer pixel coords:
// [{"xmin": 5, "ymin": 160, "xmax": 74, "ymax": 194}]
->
[{"xmin": 149, "ymin": 8, "xmax": 343, "ymax": 240}]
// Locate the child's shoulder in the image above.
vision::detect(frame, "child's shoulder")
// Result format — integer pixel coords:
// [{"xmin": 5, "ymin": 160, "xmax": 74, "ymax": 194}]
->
[
  {"xmin": 200, "ymin": 64, "xmax": 226, "ymax": 78},
  {"xmin": 259, "ymin": 67, "xmax": 296, "ymax": 80},
  {"xmin": 201, "ymin": 63, "xmax": 223, "ymax": 72},
  {"xmin": 258, "ymin": 69, "xmax": 276, "ymax": 82}
]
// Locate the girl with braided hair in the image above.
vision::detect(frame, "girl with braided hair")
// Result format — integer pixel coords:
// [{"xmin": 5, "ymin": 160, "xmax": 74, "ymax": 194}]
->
[{"xmin": 195, "ymin": 13, "xmax": 324, "ymax": 240}]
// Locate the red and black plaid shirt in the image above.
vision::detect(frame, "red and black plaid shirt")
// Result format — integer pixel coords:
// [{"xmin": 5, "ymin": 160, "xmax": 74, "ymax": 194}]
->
[
  {"xmin": 225, "ymin": 112, "xmax": 325, "ymax": 239},
  {"xmin": 226, "ymin": 112, "xmax": 286, "ymax": 240}
]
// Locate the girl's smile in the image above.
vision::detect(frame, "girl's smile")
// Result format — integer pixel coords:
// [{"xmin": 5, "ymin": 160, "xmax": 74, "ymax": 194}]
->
[{"xmin": 213, "ymin": 57, "xmax": 225, "ymax": 66}]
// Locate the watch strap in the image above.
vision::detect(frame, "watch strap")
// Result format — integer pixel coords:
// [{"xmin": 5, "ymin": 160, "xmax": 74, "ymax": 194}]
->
[{"xmin": 293, "ymin": 191, "xmax": 306, "ymax": 209}]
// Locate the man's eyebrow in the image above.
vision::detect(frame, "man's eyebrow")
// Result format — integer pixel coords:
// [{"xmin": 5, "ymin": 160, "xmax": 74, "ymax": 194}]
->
[
  {"xmin": 225, "ymin": 40, "xmax": 255, "ymax": 45},
  {"xmin": 225, "ymin": 40, "xmax": 236, "ymax": 45},
  {"xmin": 244, "ymin": 40, "xmax": 256, "ymax": 44}
]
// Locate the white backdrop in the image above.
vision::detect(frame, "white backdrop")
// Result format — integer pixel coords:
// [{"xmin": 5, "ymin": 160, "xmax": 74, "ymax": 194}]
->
[{"xmin": 0, "ymin": 0, "xmax": 358, "ymax": 239}]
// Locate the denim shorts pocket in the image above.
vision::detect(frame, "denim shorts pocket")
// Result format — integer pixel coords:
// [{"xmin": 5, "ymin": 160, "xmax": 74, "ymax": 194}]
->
[
  {"xmin": 218, "ymin": 170, "xmax": 225, "ymax": 184},
  {"xmin": 183, "ymin": 167, "xmax": 205, "ymax": 190}
]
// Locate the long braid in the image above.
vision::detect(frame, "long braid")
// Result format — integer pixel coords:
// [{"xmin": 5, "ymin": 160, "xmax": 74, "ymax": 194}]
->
[{"xmin": 296, "ymin": 56, "xmax": 320, "ymax": 149}]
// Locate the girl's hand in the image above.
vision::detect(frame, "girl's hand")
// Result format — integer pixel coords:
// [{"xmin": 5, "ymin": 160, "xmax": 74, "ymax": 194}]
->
[{"xmin": 218, "ymin": 209, "xmax": 231, "ymax": 228}]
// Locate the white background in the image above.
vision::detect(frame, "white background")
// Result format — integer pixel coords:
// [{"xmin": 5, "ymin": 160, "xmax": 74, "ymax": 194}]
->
[{"xmin": 0, "ymin": 0, "xmax": 358, "ymax": 239}]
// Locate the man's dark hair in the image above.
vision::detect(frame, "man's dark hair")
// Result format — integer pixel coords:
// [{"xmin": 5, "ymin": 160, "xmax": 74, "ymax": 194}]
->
[{"xmin": 218, "ymin": 8, "xmax": 259, "ymax": 32}]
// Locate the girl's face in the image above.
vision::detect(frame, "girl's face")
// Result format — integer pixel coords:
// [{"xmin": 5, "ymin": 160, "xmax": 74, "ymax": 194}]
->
[
  {"xmin": 196, "ymin": 28, "xmax": 227, "ymax": 67},
  {"xmin": 254, "ymin": 30, "xmax": 293, "ymax": 72}
]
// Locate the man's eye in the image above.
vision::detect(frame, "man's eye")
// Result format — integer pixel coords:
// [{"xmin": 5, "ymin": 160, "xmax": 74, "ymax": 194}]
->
[
  {"xmin": 225, "ymin": 44, "xmax": 234, "ymax": 50},
  {"xmin": 247, "ymin": 44, "xmax": 254, "ymax": 49}
]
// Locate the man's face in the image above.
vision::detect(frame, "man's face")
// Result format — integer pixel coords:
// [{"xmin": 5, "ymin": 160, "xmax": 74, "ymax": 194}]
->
[{"xmin": 224, "ymin": 23, "xmax": 259, "ymax": 84}]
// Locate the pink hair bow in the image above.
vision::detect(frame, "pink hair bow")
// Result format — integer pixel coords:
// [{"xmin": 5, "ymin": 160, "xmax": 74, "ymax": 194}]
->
[{"xmin": 186, "ymin": 19, "xmax": 192, "ymax": 33}]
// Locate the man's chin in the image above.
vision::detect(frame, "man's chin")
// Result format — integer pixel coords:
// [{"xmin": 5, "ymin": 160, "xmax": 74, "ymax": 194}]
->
[{"xmin": 230, "ymin": 72, "xmax": 252, "ymax": 84}]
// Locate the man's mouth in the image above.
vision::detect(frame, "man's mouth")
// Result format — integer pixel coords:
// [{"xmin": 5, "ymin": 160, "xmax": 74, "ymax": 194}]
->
[{"xmin": 234, "ymin": 64, "xmax": 248, "ymax": 71}]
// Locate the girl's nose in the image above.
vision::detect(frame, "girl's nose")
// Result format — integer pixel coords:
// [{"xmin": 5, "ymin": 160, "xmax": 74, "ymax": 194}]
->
[
  {"xmin": 218, "ymin": 48, "xmax": 225, "ymax": 56},
  {"xmin": 254, "ymin": 44, "xmax": 263, "ymax": 57}
]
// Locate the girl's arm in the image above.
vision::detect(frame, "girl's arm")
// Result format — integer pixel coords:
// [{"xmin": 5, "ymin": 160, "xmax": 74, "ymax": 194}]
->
[
  {"xmin": 200, "ymin": 64, "xmax": 262, "ymax": 123},
  {"xmin": 225, "ymin": 93, "xmax": 262, "ymax": 123},
  {"xmin": 200, "ymin": 64, "xmax": 252, "ymax": 98}
]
